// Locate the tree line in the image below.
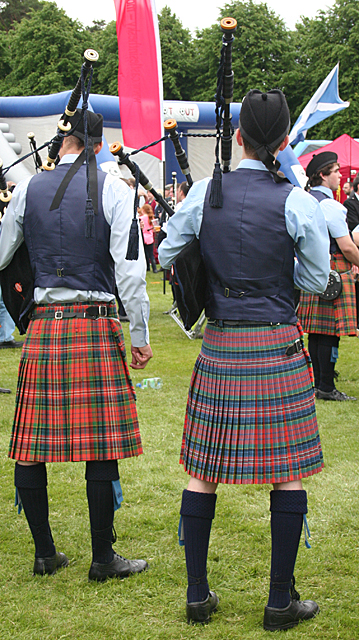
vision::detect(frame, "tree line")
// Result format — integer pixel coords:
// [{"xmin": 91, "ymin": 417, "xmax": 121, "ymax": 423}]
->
[{"xmin": 0, "ymin": 0, "xmax": 358, "ymax": 140}]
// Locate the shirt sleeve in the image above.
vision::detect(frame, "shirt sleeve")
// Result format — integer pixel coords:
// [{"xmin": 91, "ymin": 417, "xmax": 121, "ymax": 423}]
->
[
  {"xmin": 0, "ymin": 176, "xmax": 31, "ymax": 269},
  {"xmin": 103, "ymin": 175, "xmax": 150, "ymax": 347},
  {"xmin": 320, "ymin": 198, "xmax": 350, "ymax": 238},
  {"xmin": 158, "ymin": 178, "xmax": 210, "ymax": 269},
  {"xmin": 285, "ymin": 187, "xmax": 330, "ymax": 293}
]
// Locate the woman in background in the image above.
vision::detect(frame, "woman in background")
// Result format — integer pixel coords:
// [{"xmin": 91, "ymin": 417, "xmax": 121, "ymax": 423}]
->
[{"xmin": 139, "ymin": 203, "xmax": 158, "ymax": 273}]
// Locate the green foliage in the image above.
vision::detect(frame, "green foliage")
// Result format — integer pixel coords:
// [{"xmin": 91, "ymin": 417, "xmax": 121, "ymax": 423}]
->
[
  {"xmin": 0, "ymin": 0, "xmax": 41, "ymax": 31},
  {"xmin": 2, "ymin": 0, "xmax": 359, "ymax": 141},
  {"xmin": 1, "ymin": 273, "xmax": 359, "ymax": 639},
  {"xmin": 93, "ymin": 20, "xmax": 119, "ymax": 96},
  {"xmin": 158, "ymin": 6, "xmax": 196, "ymax": 100},
  {"xmin": 0, "ymin": 1, "xmax": 94, "ymax": 96},
  {"xmin": 191, "ymin": 0, "xmax": 294, "ymax": 103}
]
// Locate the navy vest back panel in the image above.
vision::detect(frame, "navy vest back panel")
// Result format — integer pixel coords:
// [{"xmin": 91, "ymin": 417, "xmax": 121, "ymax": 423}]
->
[
  {"xmin": 24, "ymin": 163, "xmax": 115, "ymax": 293},
  {"xmin": 200, "ymin": 168, "xmax": 296, "ymax": 323},
  {"xmin": 310, "ymin": 188, "xmax": 340, "ymax": 255}
]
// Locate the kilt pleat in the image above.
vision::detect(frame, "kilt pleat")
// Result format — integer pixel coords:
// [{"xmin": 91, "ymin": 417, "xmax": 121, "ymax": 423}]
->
[
  {"xmin": 180, "ymin": 323, "xmax": 323, "ymax": 484},
  {"xmin": 298, "ymin": 254, "xmax": 357, "ymax": 336},
  {"xmin": 9, "ymin": 302, "xmax": 142, "ymax": 463}
]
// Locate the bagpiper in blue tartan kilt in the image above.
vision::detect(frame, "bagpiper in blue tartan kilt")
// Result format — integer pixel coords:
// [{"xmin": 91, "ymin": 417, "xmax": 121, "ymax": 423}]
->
[{"xmin": 180, "ymin": 322, "xmax": 323, "ymax": 485}]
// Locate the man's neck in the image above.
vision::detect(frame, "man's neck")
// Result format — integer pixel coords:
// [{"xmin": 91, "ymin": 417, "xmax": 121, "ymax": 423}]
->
[{"xmin": 59, "ymin": 147, "xmax": 84, "ymax": 159}]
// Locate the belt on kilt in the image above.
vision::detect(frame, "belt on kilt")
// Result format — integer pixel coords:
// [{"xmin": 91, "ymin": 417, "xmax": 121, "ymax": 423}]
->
[
  {"xmin": 207, "ymin": 320, "xmax": 303, "ymax": 357},
  {"xmin": 31, "ymin": 304, "xmax": 112, "ymax": 320}
]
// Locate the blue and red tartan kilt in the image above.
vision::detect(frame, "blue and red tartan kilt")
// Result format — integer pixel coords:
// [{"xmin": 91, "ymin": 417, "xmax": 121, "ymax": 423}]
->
[
  {"xmin": 297, "ymin": 254, "xmax": 357, "ymax": 336},
  {"xmin": 9, "ymin": 302, "xmax": 142, "ymax": 463},
  {"xmin": 180, "ymin": 323, "xmax": 323, "ymax": 485}
]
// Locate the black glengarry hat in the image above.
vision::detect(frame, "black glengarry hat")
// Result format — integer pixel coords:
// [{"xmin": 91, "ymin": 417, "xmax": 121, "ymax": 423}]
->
[
  {"xmin": 68, "ymin": 108, "xmax": 103, "ymax": 143},
  {"xmin": 239, "ymin": 89, "xmax": 290, "ymax": 182},
  {"xmin": 239, "ymin": 89, "xmax": 290, "ymax": 151},
  {"xmin": 306, "ymin": 151, "xmax": 338, "ymax": 178}
]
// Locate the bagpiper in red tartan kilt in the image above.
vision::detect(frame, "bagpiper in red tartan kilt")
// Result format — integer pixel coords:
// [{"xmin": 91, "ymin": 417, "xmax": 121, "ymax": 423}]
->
[{"xmin": 298, "ymin": 253, "xmax": 357, "ymax": 337}]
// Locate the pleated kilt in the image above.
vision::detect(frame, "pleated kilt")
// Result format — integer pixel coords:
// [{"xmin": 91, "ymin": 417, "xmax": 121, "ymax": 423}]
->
[
  {"xmin": 180, "ymin": 323, "xmax": 323, "ymax": 485},
  {"xmin": 297, "ymin": 254, "xmax": 357, "ymax": 336},
  {"xmin": 9, "ymin": 302, "xmax": 142, "ymax": 463}
]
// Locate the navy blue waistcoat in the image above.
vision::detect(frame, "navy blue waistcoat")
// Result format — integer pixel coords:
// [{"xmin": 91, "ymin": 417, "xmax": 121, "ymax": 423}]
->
[
  {"xmin": 200, "ymin": 169, "xmax": 296, "ymax": 323},
  {"xmin": 310, "ymin": 188, "xmax": 340, "ymax": 255},
  {"xmin": 23, "ymin": 163, "xmax": 115, "ymax": 293}
]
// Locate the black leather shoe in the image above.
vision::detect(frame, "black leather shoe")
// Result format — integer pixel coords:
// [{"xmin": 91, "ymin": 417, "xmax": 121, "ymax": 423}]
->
[
  {"xmin": 33, "ymin": 551, "xmax": 69, "ymax": 576},
  {"xmin": 0, "ymin": 339, "xmax": 23, "ymax": 349},
  {"xmin": 187, "ymin": 591, "xmax": 219, "ymax": 624},
  {"xmin": 263, "ymin": 599, "xmax": 319, "ymax": 631},
  {"xmin": 88, "ymin": 552, "xmax": 148, "ymax": 581},
  {"xmin": 316, "ymin": 388, "xmax": 357, "ymax": 401}
]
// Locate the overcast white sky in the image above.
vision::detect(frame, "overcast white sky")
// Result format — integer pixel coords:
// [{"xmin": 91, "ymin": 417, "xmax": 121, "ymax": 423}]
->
[{"xmin": 55, "ymin": 0, "xmax": 336, "ymax": 32}]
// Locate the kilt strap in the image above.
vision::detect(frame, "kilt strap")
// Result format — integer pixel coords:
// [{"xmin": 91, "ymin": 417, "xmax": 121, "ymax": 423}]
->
[
  {"xmin": 32, "ymin": 305, "xmax": 112, "ymax": 320},
  {"xmin": 285, "ymin": 339, "xmax": 303, "ymax": 356}
]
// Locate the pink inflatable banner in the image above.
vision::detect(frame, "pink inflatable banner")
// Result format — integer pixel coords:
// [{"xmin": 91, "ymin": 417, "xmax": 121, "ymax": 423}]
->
[{"xmin": 113, "ymin": 0, "xmax": 163, "ymax": 160}]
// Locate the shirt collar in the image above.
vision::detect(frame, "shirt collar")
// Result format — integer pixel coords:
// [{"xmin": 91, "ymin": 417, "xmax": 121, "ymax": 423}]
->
[
  {"xmin": 58, "ymin": 153, "xmax": 83, "ymax": 165},
  {"xmin": 312, "ymin": 185, "xmax": 334, "ymax": 199},
  {"xmin": 354, "ymin": 192, "xmax": 359, "ymax": 201},
  {"xmin": 236, "ymin": 159, "xmax": 268, "ymax": 171}
]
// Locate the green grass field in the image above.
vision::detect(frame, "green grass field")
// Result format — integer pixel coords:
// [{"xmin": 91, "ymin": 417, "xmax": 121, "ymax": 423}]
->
[{"xmin": 1, "ymin": 272, "xmax": 359, "ymax": 639}]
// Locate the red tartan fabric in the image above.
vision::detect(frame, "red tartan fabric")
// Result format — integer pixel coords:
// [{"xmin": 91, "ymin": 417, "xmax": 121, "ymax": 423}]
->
[
  {"xmin": 298, "ymin": 254, "xmax": 357, "ymax": 336},
  {"xmin": 9, "ymin": 302, "xmax": 142, "ymax": 463}
]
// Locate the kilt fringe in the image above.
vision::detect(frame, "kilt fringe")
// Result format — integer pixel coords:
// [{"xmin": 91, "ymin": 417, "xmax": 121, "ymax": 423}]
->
[{"xmin": 180, "ymin": 323, "xmax": 323, "ymax": 484}]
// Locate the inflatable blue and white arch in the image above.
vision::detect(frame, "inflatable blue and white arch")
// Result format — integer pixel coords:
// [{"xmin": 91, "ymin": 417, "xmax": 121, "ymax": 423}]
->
[{"xmin": 0, "ymin": 92, "xmax": 305, "ymax": 187}]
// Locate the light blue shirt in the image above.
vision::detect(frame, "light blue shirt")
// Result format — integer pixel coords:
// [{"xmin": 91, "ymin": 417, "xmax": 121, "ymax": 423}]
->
[
  {"xmin": 0, "ymin": 154, "xmax": 150, "ymax": 346},
  {"xmin": 159, "ymin": 159, "xmax": 330, "ymax": 294},
  {"xmin": 311, "ymin": 185, "xmax": 350, "ymax": 238}
]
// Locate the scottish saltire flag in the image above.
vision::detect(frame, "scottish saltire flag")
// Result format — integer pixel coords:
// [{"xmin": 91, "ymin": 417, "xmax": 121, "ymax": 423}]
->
[
  {"xmin": 113, "ymin": 0, "xmax": 163, "ymax": 160},
  {"xmin": 289, "ymin": 63, "xmax": 349, "ymax": 147}
]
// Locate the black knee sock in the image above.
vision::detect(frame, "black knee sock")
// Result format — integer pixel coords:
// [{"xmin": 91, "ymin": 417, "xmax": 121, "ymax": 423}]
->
[
  {"xmin": 180, "ymin": 489, "xmax": 217, "ymax": 604},
  {"xmin": 14, "ymin": 463, "xmax": 55, "ymax": 558},
  {"xmin": 317, "ymin": 334, "xmax": 339, "ymax": 392},
  {"xmin": 317, "ymin": 345, "xmax": 336, "ymax": 391},
  {"xmin": 86, "ymin": 461, "xmax": 119, "ymax": 565},
  {"xmin": 86, "ymin": 481, "xmax": 115, "ymax": 564},
  {"xmin": 268, "ymin": 490, "xmax": 307, "ymax": 609}
]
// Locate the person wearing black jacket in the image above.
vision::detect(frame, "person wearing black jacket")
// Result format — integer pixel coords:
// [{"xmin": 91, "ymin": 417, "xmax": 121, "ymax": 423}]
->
[{"xmin": 344, "ymin": 172, "xmax": 359, "ymax": 329}]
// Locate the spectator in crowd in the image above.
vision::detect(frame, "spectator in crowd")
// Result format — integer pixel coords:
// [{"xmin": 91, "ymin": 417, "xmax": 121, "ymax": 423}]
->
[
  {"xmin": 0, "ymin": 187, "xmax": 22, "ymax": 349},
  {"xmin": 344, "ymin": 171, "xmax": 359, "ymax": 328},
  {"xmin": 342, "ymin": 180, "xmax": 352, "ymax": 198},
  {"xmin": 139, "ymin": 203, "xmax": 158, "ymax": 273},
  {"xmin": 0, "ymin": 286, "xmax": 23, "ymax": 348},
  {"xmin": 175, "ymin": 181, "xmax": 190, "ymax": 212}
]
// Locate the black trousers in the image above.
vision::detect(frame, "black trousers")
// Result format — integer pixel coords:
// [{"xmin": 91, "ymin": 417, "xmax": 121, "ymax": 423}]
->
[{"xmin": 144, "ymin": 243, "xmax": 157, "ymax": 272}]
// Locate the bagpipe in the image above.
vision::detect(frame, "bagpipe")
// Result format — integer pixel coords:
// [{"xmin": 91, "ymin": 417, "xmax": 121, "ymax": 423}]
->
[
  {"xmin": 108, "ymin": 18, "xmax": 237, "ymax": 332},
  {"xmin": 0, "ymin": 49, "xmax": 99, "ymax": 333},
  {"xmin": 167, "ymin": 18, "xmax": 238, "ymax": 331}
]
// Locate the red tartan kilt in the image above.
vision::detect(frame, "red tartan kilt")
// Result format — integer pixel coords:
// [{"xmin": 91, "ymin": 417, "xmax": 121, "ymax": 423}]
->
[
  {"xmin": 298, "ymin": 254, "xmax": 357, "ymax": 336},
  {"xmin": 9, "ymin": 302, "xmax": 142, "ymax": 463}
]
